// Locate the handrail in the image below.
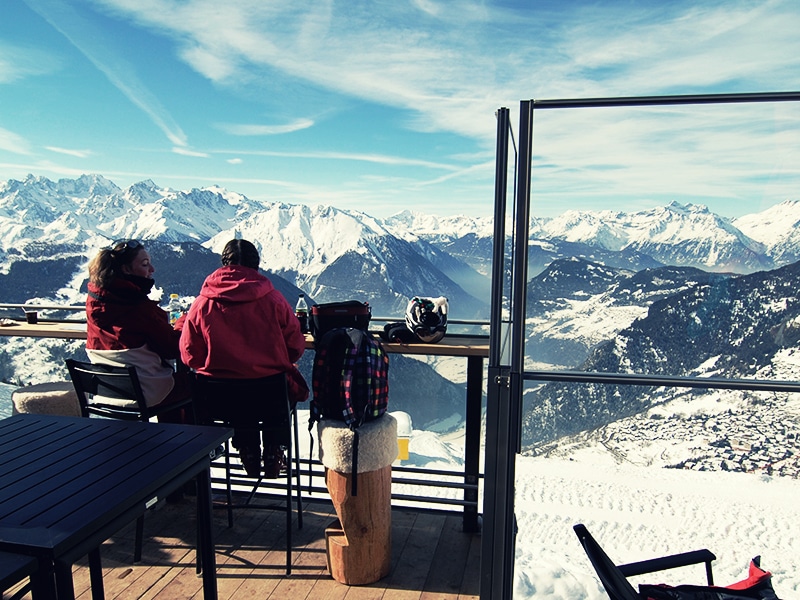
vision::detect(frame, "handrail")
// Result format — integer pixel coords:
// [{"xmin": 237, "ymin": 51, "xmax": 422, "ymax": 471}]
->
[
  {"xmin": 371, "ymin": 315, "xmax": 489, "ymax": 326},
  {"xmin": 0, "ymin": 303, "xmax": 85, "ymax": 312},
  {"xmin": 525, "ymin": 369, "xmax": 800, "ymax": 393},
  {"xmin": 0, "ymin": 305, "xmax": 490, "ymax": 325}
]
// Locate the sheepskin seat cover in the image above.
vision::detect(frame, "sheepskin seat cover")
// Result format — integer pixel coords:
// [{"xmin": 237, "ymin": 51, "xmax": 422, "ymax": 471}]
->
[
  {"xmin": 12, "ymin": 381, "xmax": 81, "ymax": 417},
  {"xmin": 318, "ymin": 414, "xmax": 397, "ymax": 473}
]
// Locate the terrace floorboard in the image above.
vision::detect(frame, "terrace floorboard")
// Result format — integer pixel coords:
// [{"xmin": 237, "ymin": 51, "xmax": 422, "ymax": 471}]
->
[{"xmin": 3, "ymin": 496, "xmax": 480, "ymax": 600}]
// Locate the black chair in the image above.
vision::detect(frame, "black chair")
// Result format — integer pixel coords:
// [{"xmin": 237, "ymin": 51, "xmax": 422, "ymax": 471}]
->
[
  {"xmin": 573, "ymin": 524, "xmax": 716, "ymax": 600},
  {"xmin": 0, "ymin": 551, "xmax": 37, "ymax": 600},
  {"xmin": 65, "ymin": 358, "xmax": 195, "ymax": 563},
  {"xmin": 65, "ymin": 358, "xmax": 193, "ymax": 422},
  {"xmin": 191, "ymin": 372, "xmax": 303, "ymax": 575}
]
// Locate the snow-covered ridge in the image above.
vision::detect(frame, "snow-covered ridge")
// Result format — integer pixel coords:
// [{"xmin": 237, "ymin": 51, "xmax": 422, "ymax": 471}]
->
[{"xmin": 3, "ymin": 174, "xmax": 799, "ymax": 276}]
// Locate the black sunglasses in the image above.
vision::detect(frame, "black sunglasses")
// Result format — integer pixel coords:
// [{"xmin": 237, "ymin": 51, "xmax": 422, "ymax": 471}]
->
[{"xmin": 110, "ymin": 239, "xmax": 143, "ymax": 257}]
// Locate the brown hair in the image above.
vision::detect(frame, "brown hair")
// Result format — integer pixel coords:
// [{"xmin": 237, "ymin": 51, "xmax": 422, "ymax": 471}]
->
[
  {"xmin": 220, "ymin": 239, "xmax": 260, "ymax": 270},
  {"xmin": 88, "ymin": 240, "xmax": 145, "ymax": 288}
]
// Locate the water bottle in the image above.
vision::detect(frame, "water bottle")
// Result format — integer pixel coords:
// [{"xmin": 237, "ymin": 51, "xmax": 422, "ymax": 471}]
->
[
  {"xmin": 295, "ymin": 293, "xmax": 309, "ymax": 334},
  {"xmin": 167, "ymin": 293, "xmax": 182, "ymax": 326}
]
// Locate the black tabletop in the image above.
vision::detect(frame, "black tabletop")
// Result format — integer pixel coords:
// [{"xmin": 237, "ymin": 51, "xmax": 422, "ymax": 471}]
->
[{"xmin": 0, "ymin": 414, "xmax": 231, "ymax": 561}]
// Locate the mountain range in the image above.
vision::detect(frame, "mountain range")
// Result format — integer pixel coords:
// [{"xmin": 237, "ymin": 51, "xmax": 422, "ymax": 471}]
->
[{"xmin": 2, "ymin": 173, "xmax": 800, "ymax": 443}]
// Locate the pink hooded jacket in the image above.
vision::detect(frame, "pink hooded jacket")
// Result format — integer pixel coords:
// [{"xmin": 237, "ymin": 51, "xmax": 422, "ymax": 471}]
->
[{"xmin": 179, "ymin": 265, "xmax": 307, "ymax": 401}]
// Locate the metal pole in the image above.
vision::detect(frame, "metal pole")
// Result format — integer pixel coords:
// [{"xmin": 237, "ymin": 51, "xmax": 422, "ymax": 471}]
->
[{"xmin": 480, "ymin": 106, "xmax": 513, "ymax": 599}]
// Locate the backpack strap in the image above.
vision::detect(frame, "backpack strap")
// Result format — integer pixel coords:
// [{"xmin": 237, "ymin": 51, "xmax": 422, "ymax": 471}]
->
[{"xmin": 351, "ymin": 428, "xmax": 360, "ymax": 496}]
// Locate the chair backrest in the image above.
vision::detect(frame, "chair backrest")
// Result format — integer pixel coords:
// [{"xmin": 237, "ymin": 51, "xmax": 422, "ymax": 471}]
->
[
  {"xmin": 192, "ymin": 373, "xmax": 292, "ymax": 444},
  {"xmin": 573, "ymin": 524, "xmax": 642, "ymax": 600},
  {"xmin": 65, "ymin": 358, "xmax": 150, "ymax": 421}
]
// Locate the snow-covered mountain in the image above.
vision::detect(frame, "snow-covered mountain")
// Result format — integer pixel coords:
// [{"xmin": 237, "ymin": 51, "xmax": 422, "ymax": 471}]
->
[
  {"xmin": 0, "ymin": 174, "xmax": 488, "ymax": 318},
  {"xmin": 522, "ymin": 259, "xmax": 800, "ymax": 448},
  {"xmin": 536, "ymin": 201, "xmax": 774, "ymax": 274},
  {"xmin": 2, "ymin": 173, "xmax": 800, "ymax": 443},
  {"xmin": 733, "ymin": 199, "xmax": 800, "ymax": 266},
  {"xmin": 525, "ymin": 258, "xmax": 732, "ymax": 366},
  {"xmin": 2, "ymin": 174, "xmax": 799, "ymax": 292}
]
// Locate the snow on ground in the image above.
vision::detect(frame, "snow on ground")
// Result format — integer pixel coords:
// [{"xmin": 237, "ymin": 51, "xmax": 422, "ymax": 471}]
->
[{"xmin": 513, "ymin": 456, "xmax": 800, "ymax": 599}]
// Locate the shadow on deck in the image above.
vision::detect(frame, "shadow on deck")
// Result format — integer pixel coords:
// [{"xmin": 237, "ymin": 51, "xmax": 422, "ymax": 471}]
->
[{"xmin": 5, "ymin": 496, "xmax": 480, "ymax": 599}]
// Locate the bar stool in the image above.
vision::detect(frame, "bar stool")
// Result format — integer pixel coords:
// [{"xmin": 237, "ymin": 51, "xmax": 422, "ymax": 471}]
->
[{"xmin": 191, "ymin": 372, "xmax": 303, "ymax": 575}]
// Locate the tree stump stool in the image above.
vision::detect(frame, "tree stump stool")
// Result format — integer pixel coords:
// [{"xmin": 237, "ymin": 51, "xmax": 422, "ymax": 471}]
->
[
  {"xmin": 12, "ymin": 381, "xmax": 81, "ymax": 417},
  {"xmin": 318, "ymin": 414, "xmax": 397, "ymax": 585}
]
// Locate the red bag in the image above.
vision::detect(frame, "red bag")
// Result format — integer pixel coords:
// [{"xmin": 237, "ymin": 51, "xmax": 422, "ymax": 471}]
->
[
  {"xmin": 639, "ymin": 557, "xmax": 780, "ymax": 600},
  {"xmin": 310, "ymin": 301, "xmax": 371, "ymax": 340}
]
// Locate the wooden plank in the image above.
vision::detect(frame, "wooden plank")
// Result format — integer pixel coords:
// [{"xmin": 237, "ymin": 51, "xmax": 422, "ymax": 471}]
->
[
  {"xmin": 212, "ymin": 502, "xmax": 292, "ymax": 600},
  {"xmin": 42, "ymin": 499, "xmax": 477, "ymax": 600},
  {"xmin": 72, "ymin": 500, "xmax": 199, "ymax": 600},
  {"xmin": 265, "ymin": 504, "xmax": 337, "ymax": 599},
  {"xmin": 458, "ymin": 532, "xmax": 481, "ymax": 599},
  {"xmin": 220, "ymin": 500, "xmax": 336, "ymax": 600},
  {"xmin": 380, "ymin": 511, "xmax": 446, "ymax": 600},
  {"xmin": 419, "ymin": 515, "xmax": 475, "ymax": 599}
]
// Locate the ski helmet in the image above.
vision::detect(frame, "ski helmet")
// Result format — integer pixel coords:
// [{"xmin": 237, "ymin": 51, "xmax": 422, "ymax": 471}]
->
[{"xmin": 405, "ymin": 296, "xmax": 448, "ymax": 343}]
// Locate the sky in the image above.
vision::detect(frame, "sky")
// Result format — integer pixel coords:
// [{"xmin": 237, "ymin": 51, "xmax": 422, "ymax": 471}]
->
[{"xmin": 1, "ymin": 1, "xmax": 800, "ymax": 219}]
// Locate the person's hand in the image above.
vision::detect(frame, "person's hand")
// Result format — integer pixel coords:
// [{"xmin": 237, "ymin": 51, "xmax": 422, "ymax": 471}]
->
[{"xmin": 173, "ymin": 313, "xmax": 187, "ymax": 331}]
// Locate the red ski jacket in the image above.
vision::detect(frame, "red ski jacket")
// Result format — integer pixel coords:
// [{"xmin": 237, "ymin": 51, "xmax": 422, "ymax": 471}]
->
[{"xmin": 179, "ymin": 265, "xmax": 306, "ymax": 384}]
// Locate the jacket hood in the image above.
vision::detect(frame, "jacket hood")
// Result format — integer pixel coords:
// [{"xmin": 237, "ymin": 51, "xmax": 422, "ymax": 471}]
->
[{"xmin": 200, "ymin": 265, "xmax": 274, "ymax": 304}]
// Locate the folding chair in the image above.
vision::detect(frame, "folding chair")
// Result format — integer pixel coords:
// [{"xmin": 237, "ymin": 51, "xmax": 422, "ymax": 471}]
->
[
  {"xmin": 573, "ymin": 524, "xmax": 716, "ymax": 600},
  {"xmin": 65, "ymin": 358, "xmax": 195, "ymax": 563},
  {"xmin": 191, "ymin": 372, "xmax": 303, "ymax": 575}
]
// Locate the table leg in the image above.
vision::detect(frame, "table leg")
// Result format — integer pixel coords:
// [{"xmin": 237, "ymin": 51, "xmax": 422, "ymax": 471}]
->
[
  {"xmin": 88, "ymin": 548, "xmax": 104, "ymax": 600},
  {"xmin": 463, "ymin": 356, "xmax": 483, "ymax": 533},
  {"xmin": 29, "ymin": 557, "xmax": 57, "ymax": 600},
  {"xmin": 196, "ymin": 466, "xmax": 218, "ymax": 599},
  {"xmin": 54, "ymin": 560, "xmax": 75, "ymax": 600}
]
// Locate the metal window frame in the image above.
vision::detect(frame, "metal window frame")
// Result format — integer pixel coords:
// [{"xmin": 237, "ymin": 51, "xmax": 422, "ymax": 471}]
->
[{"xmin": 481, "ymin": 91, "xmax": 800, "ymax": 599}]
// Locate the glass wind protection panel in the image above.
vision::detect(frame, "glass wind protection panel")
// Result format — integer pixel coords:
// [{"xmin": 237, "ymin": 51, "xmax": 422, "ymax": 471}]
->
[
  {"xmin": 514, "ymin": 377, "xmax": 800, "ymax": 598},
  {"xmin": 524, "ymin": 101, "xmax": 800, "ymax": 381},
  {"xmin": 513, "ymin": 98, "xmax": 800, "ymax": 599}
]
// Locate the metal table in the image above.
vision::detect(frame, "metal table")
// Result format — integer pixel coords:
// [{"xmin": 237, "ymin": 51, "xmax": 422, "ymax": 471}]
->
[{"xmin": 0, "ymin": 414, "xmax": 231, "ymax": 599}]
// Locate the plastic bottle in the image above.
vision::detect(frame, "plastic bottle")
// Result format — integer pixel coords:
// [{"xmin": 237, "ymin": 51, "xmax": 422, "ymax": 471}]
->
[
  {"xmin": 295, "ymin": 293, "xmax": 309, "ymax": 334},
  {"xmin": 167, "ymin": 293, "xmax": 182, "ymax": 326}
]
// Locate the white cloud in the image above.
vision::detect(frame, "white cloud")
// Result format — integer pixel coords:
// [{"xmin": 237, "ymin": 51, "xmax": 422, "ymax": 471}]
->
[
  {"xmin": 214, "ymin": 148, "xmax": 459, "ymax": 171},
  {"xmin": 172, "ymin": 146, "xmax": 209, "ymax": 158},
  {"xmin": 217, "ymin": 118, "xmax": 315, "ymax": 136},
  {"xmin": 86, "ymin": 0, "xmax": 800, "ymax": 150},
  {"xmin": 0, "ymin": 42, "xmax": 58, "ymax": 84},
  {"xmin": 45, "ymin": 146, "xmax": 92, "ymax": 158},
  {"xmin": 0, "ymin": 128, "xmax": 32, "ymax": 155}
]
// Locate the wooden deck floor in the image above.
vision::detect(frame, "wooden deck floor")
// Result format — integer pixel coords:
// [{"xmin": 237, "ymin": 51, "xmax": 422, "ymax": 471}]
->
[{"xmin": 4, "ymin": 495, "xmax": 481, "ymax": 600}]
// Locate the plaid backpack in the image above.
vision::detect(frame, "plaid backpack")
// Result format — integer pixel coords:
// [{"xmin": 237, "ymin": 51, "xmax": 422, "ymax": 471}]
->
[{"xmin": 309, "ymin": 327, "xmax": 389, "ymax": 494}]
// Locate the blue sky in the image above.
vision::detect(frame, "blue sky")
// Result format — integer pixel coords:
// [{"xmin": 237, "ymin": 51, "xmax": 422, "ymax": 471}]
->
[{"xmin": 1, "ymin": 0, "xmax": 799, "ymax": 219}]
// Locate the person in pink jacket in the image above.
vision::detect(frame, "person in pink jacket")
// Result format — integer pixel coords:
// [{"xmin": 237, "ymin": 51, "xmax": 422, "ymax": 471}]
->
[{"xmin": 180, "ymin": 238, "xmax": 308, "ymax": 478}]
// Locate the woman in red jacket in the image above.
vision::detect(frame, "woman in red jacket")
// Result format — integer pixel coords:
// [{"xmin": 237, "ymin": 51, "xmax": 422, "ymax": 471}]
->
[
  {"xmin": 85, "ymin": 239, "xmax": 191, "ymax": 420},
  {"xmin": 180, "ymin": 238, "xmax": 308, "ymax": 478}
]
